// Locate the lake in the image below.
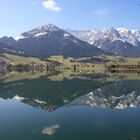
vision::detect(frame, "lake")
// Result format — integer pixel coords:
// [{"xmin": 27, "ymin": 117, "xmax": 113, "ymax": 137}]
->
[{"xmin": 0, "ymin": 71, "xmax": 140, "ymax": 140}]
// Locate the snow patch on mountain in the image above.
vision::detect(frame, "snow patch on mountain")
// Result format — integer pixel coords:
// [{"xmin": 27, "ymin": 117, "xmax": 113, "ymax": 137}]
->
[
  {"xmin": 15, "ymin": 35, "xmax": 28, "ymax": 41},
  {"xmin": 34, "ymin": 32, "xmax": 48, "ymax": 37},
  {"xmin": 63, "ymin": 33, "xmax": 70, "ymax": 38}
]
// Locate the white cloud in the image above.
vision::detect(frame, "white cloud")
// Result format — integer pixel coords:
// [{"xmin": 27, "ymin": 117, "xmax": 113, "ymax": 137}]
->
[
  {"xmin": 42, "ymin": 124, "xmax": 60, "ymax": 136},
  {"xmin": 42, "ymin": 0, "xmax": 61, "ymax": 12},
  {"xmin": 93, "ymin": 8, "xmax": 110, "ymax": 17}
]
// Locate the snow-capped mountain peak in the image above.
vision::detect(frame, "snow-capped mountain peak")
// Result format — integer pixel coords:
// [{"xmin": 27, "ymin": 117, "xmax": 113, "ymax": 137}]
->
[
  {"xmin": 37, "ymin": 23, "xmax": 60, "ymax": 32},
  {"xmin": 15, "ymin": 23, "xmax": 61, "ymax": 40}
]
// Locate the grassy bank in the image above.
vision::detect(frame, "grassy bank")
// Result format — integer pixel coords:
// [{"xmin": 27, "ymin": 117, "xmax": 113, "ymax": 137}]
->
[
  {"xmin": 1, "ymin": 54, "xmax": 140, "ymax": 72},
  {"xmin": 3, "ymin": 54, "xmax": 46, "ymax": 65}
]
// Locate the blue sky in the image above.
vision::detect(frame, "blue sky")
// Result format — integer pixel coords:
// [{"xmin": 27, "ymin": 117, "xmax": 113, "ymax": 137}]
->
[{"xmin": 0, "ymin": 0, "xmax": 140, "ymax": 37}]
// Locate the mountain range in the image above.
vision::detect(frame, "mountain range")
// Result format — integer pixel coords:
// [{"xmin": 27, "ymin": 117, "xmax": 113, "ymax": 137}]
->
[
  {"xmin": 1, "ymin": 24, "xmax": 140, "ymax": 58},
  {"xmin": 67, "ymin": 27, "xmax": 140, "ymax": 57}
]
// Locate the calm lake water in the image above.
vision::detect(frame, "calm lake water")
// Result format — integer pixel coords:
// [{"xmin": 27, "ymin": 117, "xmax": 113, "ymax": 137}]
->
[{"xmin": 0, "ymin": 72, "xmax": 140, "ymax": 140}]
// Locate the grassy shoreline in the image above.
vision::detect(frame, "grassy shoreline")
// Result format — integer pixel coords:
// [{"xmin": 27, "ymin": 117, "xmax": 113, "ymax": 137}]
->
[{"xmin": 1, "ymin": 54, "xmax": 140, "ymax": 72}]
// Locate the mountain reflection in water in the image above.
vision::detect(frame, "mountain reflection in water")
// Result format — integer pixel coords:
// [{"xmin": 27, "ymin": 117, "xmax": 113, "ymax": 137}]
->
[{"xmin": 0, "ymin": 71, "xmax": 140, "ymax": 111}]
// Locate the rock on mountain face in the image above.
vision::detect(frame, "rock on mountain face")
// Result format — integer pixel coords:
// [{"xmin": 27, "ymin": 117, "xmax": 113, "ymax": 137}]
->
[
  {"xmin": 67, "ymin": 27, "xmax": 140, "ymax": 57},
  {"xmin": 13, "ymin": 24, "xmax": 106, "ymax": 58}
]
